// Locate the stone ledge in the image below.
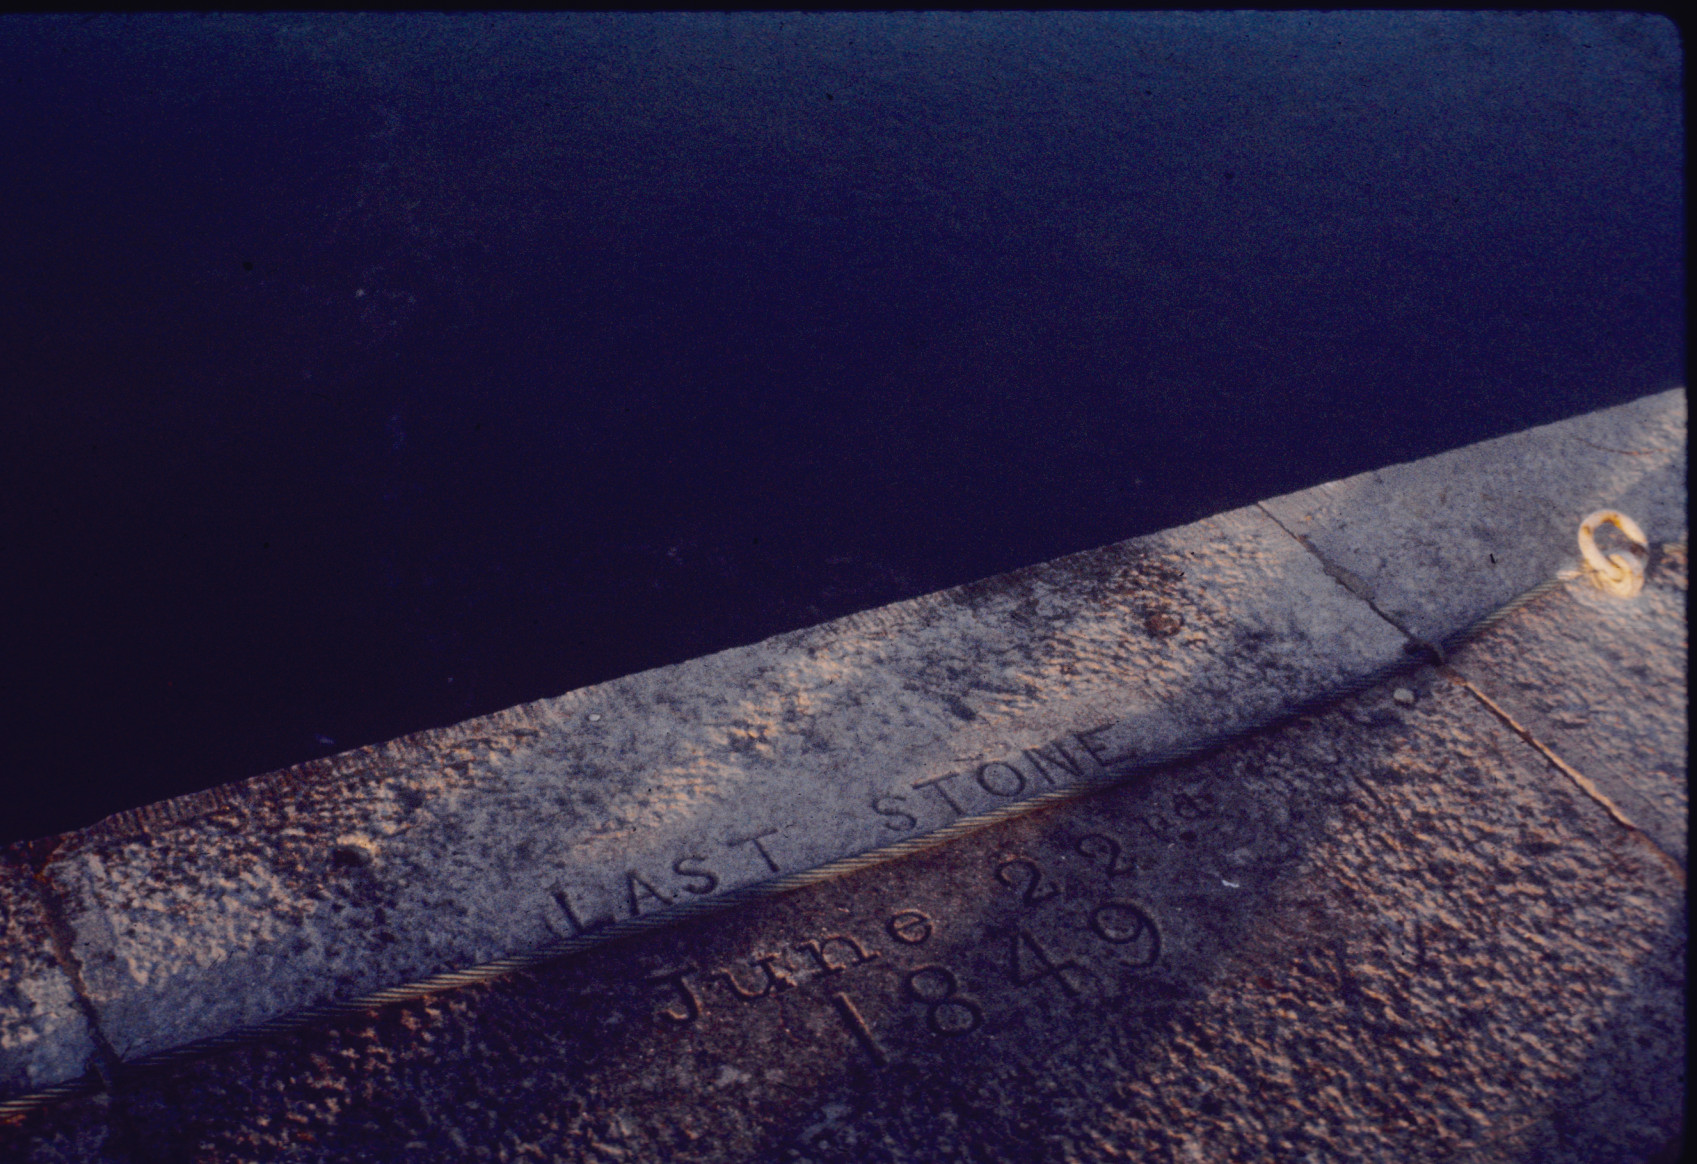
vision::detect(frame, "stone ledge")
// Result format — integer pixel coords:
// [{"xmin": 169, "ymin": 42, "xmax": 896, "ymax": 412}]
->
[
  {"xmin": 1, "ymin": 387, "xmax": 1684, "ymax": 1104},
  {"xmin": 0, "ymin": 856, "xmax": 96, "ymax": 1103},
  {"xmin": 1259, "ymin": 387, "xmax": 1686, "ymax": 649}
]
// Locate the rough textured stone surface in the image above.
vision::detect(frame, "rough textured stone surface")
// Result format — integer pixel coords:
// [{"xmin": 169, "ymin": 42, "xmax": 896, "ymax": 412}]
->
[
  {"xmin": 38, "ymin": 504, "xmax": 1409, "ymax": 1066},
  {"xmin": 0, "ymin": 854, "xmax": 95, "ymax": 1100},
  {"xmin": 0, "ymin": 649, "xmax": 1682, "ymax": 1162},
  {"xmin": 1449, "ymin": 541, "xmax": 1688, "ymax": 867},
  {"xmin": 1259, "ymin": 387, "xmax": 1686, "ymax": 649},
  {"xmin": 2, "ymin": 387, "xmax": 1683, "ymax": 1101}
]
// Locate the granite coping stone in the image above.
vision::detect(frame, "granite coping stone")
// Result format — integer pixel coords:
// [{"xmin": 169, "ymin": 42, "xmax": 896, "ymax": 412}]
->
[
  {"xmin": 37, "ymin": 505, "xmax": 1410, "ymax": 1068},
  {"xmin": 1447, "ymin": 541, "xmax": 1688, "ymax": 866},
  {"xmin": 0, "ymin": 573, "xmax": 1683, "ymax": 1162},
  {"xmin": 0, "ymin": 856, "xmax": 96, "ymax": 1101},
  {"xmin": 0, "ymin": 387, "xmax": 1685, "ymax": 1106},
  {"xmin": 1258, "ymin": 387, "xmax": 1686, "ymax": 650}
]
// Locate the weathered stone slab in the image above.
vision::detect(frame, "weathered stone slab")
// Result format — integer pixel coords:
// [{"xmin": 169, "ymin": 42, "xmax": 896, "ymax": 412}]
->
[
  {"xmin": 1447, "ymin": 542, "xmax": 1688, "ymax": 866},
  {"xmin": 0, "ymin": 626, "xmax": 1681, "ymax": 1162},
  {"xmin": 18, "ymin": 388, "xmax": 1687, "ymax": 1081},
  {"xmin": 40, "ymin": 504, "xmax": 1410, "ymax": 1064},
  {"xmin": 0, "ymin": 852, "xmax": 97, "ymax": 1104},
  {"xmin": 1259, "ymin": 388, "xmax": 1687, "ymax": 649}
]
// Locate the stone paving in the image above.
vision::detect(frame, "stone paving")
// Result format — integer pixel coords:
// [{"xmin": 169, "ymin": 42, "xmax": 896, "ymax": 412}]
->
[
  {"xmin": 0, "ymin": 545, "xmax": 1684, "ymax": 1162},
  {"xmin": 0, "ymin": 390, "xmax": 1684, "ymax": 1161}
]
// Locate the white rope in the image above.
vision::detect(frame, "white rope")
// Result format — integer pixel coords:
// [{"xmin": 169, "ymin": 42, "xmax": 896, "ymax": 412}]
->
[{"xmin": 1576, "ymin": 510, "xmax": 1649, "ymax": 597}]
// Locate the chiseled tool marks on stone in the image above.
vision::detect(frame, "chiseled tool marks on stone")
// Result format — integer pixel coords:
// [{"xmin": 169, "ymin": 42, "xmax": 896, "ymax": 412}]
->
[
  {"xmin": 2, "ymin": 642, "xmax": 1681, "ymax": 1162},
  {"xmin": 37, "ymin": 502, "xmax": 1407, "ymax": 1066},
  {"xmin": 19, "ymin": 389, "xmax": 1686, "ymax": 1086},
  {"xmin": 1092, "ymin": 670, "xmax": 1685, "ymax": 1163},
  {"xmin": 1445, "ymin": 541, "xmax": 1688, "ymax": 866},
  {"xmin": 0, "ymin": 853, "xmax": 96, "ymax": 1100},
  {"xmin": 1258, "ymin": 387, "xmax": 1687, "ymax": 650},
  {"xmin": 39, "ymin": 706, "xmax": 567, "ymax": 1068}
]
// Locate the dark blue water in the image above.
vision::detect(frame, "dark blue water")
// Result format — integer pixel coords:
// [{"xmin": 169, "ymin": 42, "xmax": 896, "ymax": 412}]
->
[{"xmin": 0, "ymin": 13, "xmax": 1683, "ymax": 846}]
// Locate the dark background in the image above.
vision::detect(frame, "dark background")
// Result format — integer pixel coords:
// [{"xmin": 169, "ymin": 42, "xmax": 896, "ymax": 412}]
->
[{"xmin": 0, "ymin": 13, "xmax": 1683, "ymax": 846}]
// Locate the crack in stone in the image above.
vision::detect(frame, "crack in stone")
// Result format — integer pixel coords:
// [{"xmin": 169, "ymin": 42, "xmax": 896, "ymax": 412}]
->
[
  {"xmin": 1439, "ymin": 666, "xmax": 1687, "ymax": 886},
  {"xmin": 20, "ymin": 840, "xmax": 123, "ymax": 1093},
  {"xmin": 1253, "ymin": 503, "xmax": 1684, "ymax": 885},
  {"xmin": 1254, "ymin": 502, "xmax": 1447, "ymax": 662}
]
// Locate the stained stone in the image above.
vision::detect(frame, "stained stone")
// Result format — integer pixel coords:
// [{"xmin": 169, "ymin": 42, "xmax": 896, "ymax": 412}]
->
[
  {"xmin": 0, "ymin": 853, "xmax": 97, "ymax": 1101},
  {"xmin": 0, "ymin": 632, "xmax": 1681, "ymax": 1162},
  {"xmin": 36, "ymin": 503, "xmax": 1408, "ymax": 1066},
  {"xmin": 1446, "ymin": 541, "xmax": 1689, "ymax": 866},
  {"xmin": 0, "ymin": 389, "xmax": 1684, "ymax": 1161},
  {"xmin": 1258, "ymin": 387, "xmax": 1686, "ymax": 650}
]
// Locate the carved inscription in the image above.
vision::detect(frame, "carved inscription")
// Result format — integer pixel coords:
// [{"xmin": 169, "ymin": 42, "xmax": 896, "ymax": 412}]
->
[
  {"xmin": 795, "ymin": 935, "xmax": 881, "ymax": 974},
  {"xmin": 644, "ymin": 965, "xmax": 705, "ymax": 1023},
  {"xmin": 887, "ymin": 910, "xmax": 933, "ymax": 945},
  {"xmin": 671, "ymin": 855, "xmax": 719, "ymax": 895},
  {"xmin": 995, "ymin": 858, "xmax": 1059, "ymax": 906},
  {"xmin": 626, "ymin": 871, "xmax": 672, "ymax": 915},
  {"xmin": 871, "ymin": 795, "xmax": 919, "ymax": 831},
  {"xmin": 545, "ymin": 827, "xmax": 796, "ymax": 939},
  {"xmin": 622, "ymin": 766, "xmax": 1313, "ymax": 1078},
  {"xmin": 1090, "ymin": 901, "xmax": 1161, "ymax": 966},
  {"xmin": 726, "ymin": 829, "xmax": 783, "ymax": 873},
  {"xmin": 713, "ymin": 953, "xmax": 796, "ymax": 1000},
  {"xmin": 638, "ymin": 830, "xmax": 1174, "ymax": 1070},
  {"xmin": 993, "ymin": 849, "xmax": 1164, "ymax": 977},
  {"xmin": 1006, "ymin": 929, "xmax": 1089, "ymax": 997},
  {"xmin": 904, "ymin": 965, "xmax": 983, "ymax": 1036},
  {"xmin": 888, "ymin": 724, "xmax": 1121, "ymax": 831},
  {"xmin": 550, "ymin": 887, "xmax": 613, "ymax": 938},
  {"xmin": 830, "ymin": 992, "xmax": 889, "ymax": 1065},
  {"xmin": 1076, "ymin": 833, "xmax": 1136, "ymax": 878},
  {"xmin": 644, "ymin": 923, "xmax": 891, "ymax": 1024},
  {"xmin": 638, "ymin": 907, "xmax": 986, "ymax": 1066},
  {"xmin": 545, "ymin": 723, "xmax": 1133, "ymax": 946}
]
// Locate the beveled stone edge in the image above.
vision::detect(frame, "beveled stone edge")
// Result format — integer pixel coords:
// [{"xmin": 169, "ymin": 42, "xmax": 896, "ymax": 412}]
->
[
  {"xmin": 5, "ymin": 641, "xmax": 1431, "ymax": 1107},
  {"xmin": 27, "ymin": 389, "xmax": 1687, "ymax": 862},
  {"xmin": 2, "ymin": 389, "xmax": 1686, "ymax": 1111}
]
